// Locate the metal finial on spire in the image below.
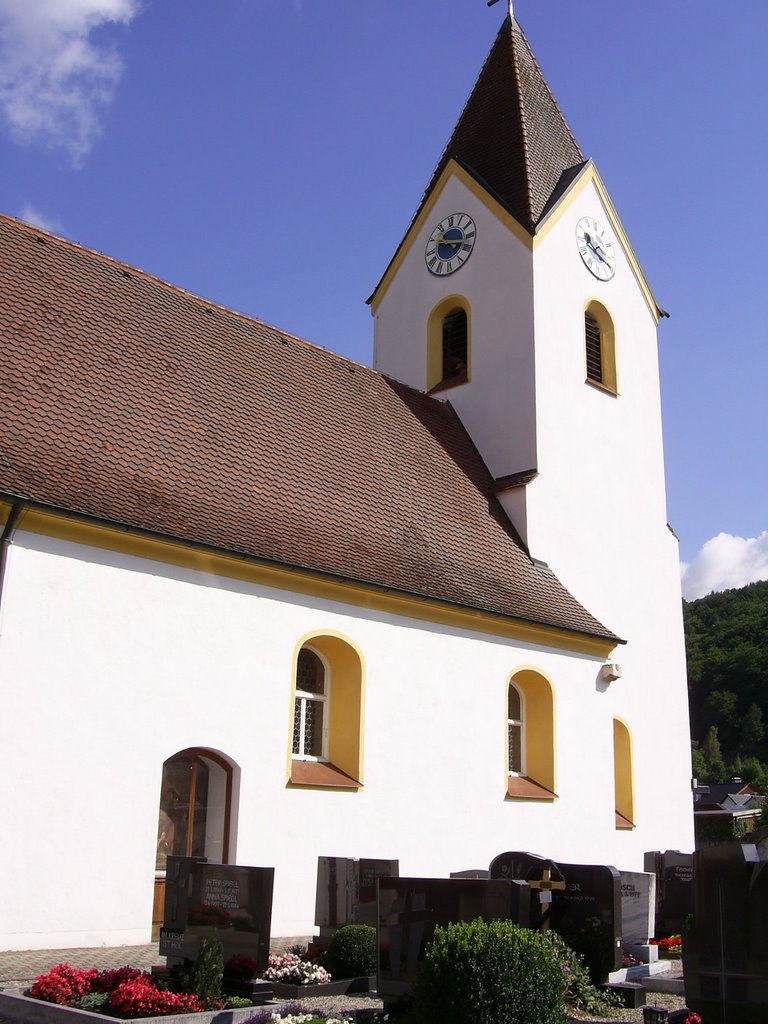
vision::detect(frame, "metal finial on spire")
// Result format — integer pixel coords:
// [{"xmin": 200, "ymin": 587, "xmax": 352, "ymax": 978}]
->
[{"xmin": 486, "ymin": 0, "xmax": 514, "ymax": 18}]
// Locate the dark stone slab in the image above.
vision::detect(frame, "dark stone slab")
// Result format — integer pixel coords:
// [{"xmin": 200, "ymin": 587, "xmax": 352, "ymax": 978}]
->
[
  {"xmin": 644, "ymin": 850, "xmax": 693, "ymax": 937},
  {"xmin": 159, "ymin": 858, "xmax": 274, "ymax": 972},
  {"xmin": 683, "ymin": 843, "xmax": 768, "ymax": 1024},
  {"xmin": 449, "ymin": 869, "xmax": 490, "ymax": 879},
  {"xmin": 377, "ymin": 876, "xmax": 530, "ymax": 1008},
  {"xmin": 602, "ymin": 981, "xmax": 646, "ymax": 1008},
  {"xmin": 490, "ymin": 850, "xmax": 622, "ymax": 984},
  {"xmin": 315, "ymin": 856, "xmax": 398, "ymax": 932}
]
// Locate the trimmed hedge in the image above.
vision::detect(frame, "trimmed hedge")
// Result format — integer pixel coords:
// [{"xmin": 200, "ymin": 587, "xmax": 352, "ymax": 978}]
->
[
  {"xmin": 326, "ymin": 924, "xmax": 377, "ymax": 978},
  {"xmin": 416, "ymin": 918, "xmax": 566, "ymax": 1024}
]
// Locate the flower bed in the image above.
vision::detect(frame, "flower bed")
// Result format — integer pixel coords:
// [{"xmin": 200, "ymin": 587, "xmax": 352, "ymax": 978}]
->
[
  {"xmin": 263, "ymin": 954, "xmax": 331, "ymax": 986},
  {"xmin": 650, "ymin": 934, "xmax": 683, "ymax": 955}
]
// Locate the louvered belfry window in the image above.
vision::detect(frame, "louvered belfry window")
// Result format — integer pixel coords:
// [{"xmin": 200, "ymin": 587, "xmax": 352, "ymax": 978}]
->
[
  {"xmin": 585, "ymin": 311, "xmax": 603, "ymax": 383},
  {"xmin": 442, "ymin": 308, "xmax": 468, "ymax": 382}
]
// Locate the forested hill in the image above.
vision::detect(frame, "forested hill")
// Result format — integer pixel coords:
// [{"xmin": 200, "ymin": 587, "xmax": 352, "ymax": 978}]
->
[{"xmin": 685, "ymin": 579, "xmax": 768, "ymax": 787}]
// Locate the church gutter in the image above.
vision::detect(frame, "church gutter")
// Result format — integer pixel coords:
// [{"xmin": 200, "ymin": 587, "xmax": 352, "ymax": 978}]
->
[
  {"xmin": 0, "ymin": 491, "xmax": 622, "ymax": 656},
  {"xmin": 0, "ymin": 501, "xmax": 23, "ymax": 616}
]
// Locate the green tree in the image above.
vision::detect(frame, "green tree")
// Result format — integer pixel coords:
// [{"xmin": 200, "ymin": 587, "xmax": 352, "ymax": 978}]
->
[
  {"xmin": 741, "ymin": 703, "xmax": 765, "ymax": 759},
  {"xmin": 701, "ymin": 726, "xmax": 726, "ymax": 783}
]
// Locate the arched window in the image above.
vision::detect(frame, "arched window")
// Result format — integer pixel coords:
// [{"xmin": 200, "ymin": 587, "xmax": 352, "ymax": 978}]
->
[
  {"xmin": 507, "ymin": 683, "xmax": 524, "ymax": 775},
  {"xmin": 153, "ymin": 748, "xmax": 233, "ymax": 939},
  {"xmin": 292, "ymin": 647, "xmax": 329, "ymax": 760},
  {"xmin": 442, "ymin": 308, "xmax": 468, "ymax": 383},
  {"xmin": 613, "ymin": 718, "xmax": 635, "ymax": 829},
  {"xmin": 584, "ymin": 301, "xmax": 617, "ymax": 394},
  {"xmin": 289, "ymin": 634, "xmax": 364, "ymax": 789},
  {"xmin": 427, "ymin": 296, "xmax": 471, "ymax": 391},
  {"xmin": 505, "ymin": 669, "xmax": 556, "ymax": 800},
  {"xmin": 155, "ymin": 748, "xmax": 232, "ymax": 870}
]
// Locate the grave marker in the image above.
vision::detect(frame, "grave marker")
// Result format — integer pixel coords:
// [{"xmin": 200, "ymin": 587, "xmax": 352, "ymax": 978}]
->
[
  {"xmin": 159, "ymin": 858, "xmax": 274, "ymax": 972},
  {"xmin": 377, "ymin": 876, "xmax": 531, "ymax": 1007},
  {"xmin": 490, "ymin": 851, "xmax": 622, "ymax": 983}
]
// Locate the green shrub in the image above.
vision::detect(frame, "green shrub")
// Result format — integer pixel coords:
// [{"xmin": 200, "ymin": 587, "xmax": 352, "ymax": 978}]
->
[
  {"xmin": 415, "ymin": 918, "xmax": 566, "ymax": 1024},
  {"xmin": 189, "ymin": 934, "xmax": 224, "ymax": 1006},
  {"xmin": 75, "ymin": 992, "xmax": 110, "ymax": 1011},
  {"xmin": 327, "ymin": 923, "xmax": 377, "ymax": 978},
  {"xmin": 224, "ymin": 995, "xmax": 253, "ymax": 1009},
  {"xmin": 543, "ymin": 930, "xmax": 620, "ymax": 1016}
]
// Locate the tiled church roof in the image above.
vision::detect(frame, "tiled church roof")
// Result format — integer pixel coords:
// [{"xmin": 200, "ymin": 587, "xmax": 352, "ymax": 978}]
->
[
  {"xmin": 0, "ymin": 214, "xmax": 617, "ymax": 643},
  {"xmin": 421, "ymin": 16, "xmax": 584, "ymax": 232}
]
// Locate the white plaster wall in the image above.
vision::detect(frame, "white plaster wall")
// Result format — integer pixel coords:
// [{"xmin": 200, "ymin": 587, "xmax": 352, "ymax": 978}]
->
[
  {"xmin": 526, "ymin": 176, "xmax": 694, "ymax": 859},
  {"xmin": 373, "ymin": 173, "xmax": 537, "ymax": 479},
  {"xmin": 0, "ymin": 529, "xmax": 693, "ymax": 950}
]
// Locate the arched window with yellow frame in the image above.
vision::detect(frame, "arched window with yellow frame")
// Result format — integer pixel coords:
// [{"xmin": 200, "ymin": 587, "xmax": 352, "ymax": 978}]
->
[
  {"xmin": 505, "ymin": 669, "xmax": 556, "ymax": 801},
  {"xmin": 288, "ymin": 633, "xmax": 364, "ymax": 790},
  {"xmin": 427, "ymin": 295, "xmax": 470, "ymax": 392},
  {"xmin": 613, "ymin": 717, "xmax": 635, "ymax": 829},
  {"xmin": 584, "ymin": 300, "xmax": 617, "ymax": 394}
]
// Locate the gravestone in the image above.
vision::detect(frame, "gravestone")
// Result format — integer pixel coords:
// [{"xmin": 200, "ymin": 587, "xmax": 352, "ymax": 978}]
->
[
  {"xmin": 449, "ymin": 869, "xmax": 490, "ymax": 879},
  {"xmin": 644, "ymin": 850, "xmax": 693, "ymax": 937},
  {"xmin": 490, "ymin": 851, "xmax": 622, "ymax": 984},
  {"xmin": 159, "ymin": 858, "xmax": 274, "ymax": 972},
  {"xmin": 378, "ymin": 876, "xmax": 531, "ymax": 1007},
  {"xmin": 315, "ymin": 856, "xmax": 398, "ymax": 940},
  {"xmin": 683, "ymin": 843, "xmax": 768, "ymax": 1024},
  {"xmin": 619, "ymin": 870, "xmax": 657, "ymax": 962}
]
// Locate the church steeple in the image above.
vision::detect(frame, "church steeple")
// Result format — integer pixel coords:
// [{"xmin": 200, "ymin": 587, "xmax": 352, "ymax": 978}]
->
[{"xmin": 419, "ymin": 17, "xmax": 584, "ymax": 233}]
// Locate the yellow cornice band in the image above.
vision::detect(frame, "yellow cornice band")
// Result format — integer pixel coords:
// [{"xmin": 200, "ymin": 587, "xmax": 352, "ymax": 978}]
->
[{"xmin": 2, "ymin": 501, "xmax": 617, "ymax": 659}]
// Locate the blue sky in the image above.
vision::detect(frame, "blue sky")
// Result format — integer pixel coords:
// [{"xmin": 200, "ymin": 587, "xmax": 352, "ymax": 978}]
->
[{"xmin": 1, "ymin": 0, "xmax": 766, "ymax": 600}]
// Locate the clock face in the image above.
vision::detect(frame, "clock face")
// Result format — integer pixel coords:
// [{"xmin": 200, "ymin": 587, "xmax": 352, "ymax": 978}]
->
[
  {"xmin": 425, "ymin": 213, "xmax": 476, "ymax": 276},
  {"xmin": 575, "ymin": 216, "xmax": 616, "ymax": 281}
]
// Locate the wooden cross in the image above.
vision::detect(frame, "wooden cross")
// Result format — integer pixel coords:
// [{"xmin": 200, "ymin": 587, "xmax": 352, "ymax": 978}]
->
[{"xmin": 527, "ymin": 866, "xmax": 566, "ymax": 931}]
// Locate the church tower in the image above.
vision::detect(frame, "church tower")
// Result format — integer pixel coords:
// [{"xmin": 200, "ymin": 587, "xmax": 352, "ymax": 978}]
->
[{"xmin": 368, "ymin": 13, "xmax": 684, "ymax": 665}]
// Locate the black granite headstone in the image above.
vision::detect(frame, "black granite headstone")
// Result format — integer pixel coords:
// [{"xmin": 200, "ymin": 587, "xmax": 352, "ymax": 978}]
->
[
  {"xmin": 490, "ymin": 851, "xmax": 622, "ymax": 984},
  {"xmin": 683, "ymin": 843, "xmax": 768, "ymax": 1024},
  {"xmin": 377, "ymin": 876, "xmax": 531, "ymax": 1006},
  {"xmin": 160, "ymin": 859, "xmax": 274, "ymax": 972},
  {"xmin": 643, "ymin": 850, "xmax": 693, "ymax": 938},
  {"xmin": 315, "ymin": 856, "xmax": 398, "ymax": 934}
]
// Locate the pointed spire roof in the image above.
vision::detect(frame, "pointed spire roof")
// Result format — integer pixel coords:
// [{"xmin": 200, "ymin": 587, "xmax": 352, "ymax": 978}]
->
[{"xmin": 421, "ymin": 16, "xmax": 584, "ymax": 232}]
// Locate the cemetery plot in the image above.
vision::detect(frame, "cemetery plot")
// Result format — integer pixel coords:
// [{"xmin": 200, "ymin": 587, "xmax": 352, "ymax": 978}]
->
[
  {"xmin": 490, "ymin": 850, "xmax": 623, "ymax": 984},
  {"xmin": 378, "ymin": 876, "xmax": 531, "ymax": 1006},
  {"xmin": 159, "ymin": 856, "xmax": 274, "ymax": 972}
]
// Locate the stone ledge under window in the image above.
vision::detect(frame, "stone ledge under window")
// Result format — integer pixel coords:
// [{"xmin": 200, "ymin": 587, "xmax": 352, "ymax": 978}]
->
[
  {"xmin": 506, "ymin": 776, "xmax": 557, "ymax": 800},
  {"xmin": 289, "ymin": 759, "xmax": 360, "ymax": 789},
  {"xmin": 615, "ymin": 810, "xmax": 635, "ymax": 830}
]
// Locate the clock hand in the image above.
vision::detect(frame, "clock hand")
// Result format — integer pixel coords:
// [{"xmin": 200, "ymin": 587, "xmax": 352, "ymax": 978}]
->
[{"xmin": 436, "ymin": 234, "xmax": 463, "ymax": 246}]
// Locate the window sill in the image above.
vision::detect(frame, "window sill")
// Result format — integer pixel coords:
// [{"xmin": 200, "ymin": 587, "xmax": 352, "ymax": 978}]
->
[
  {"xmin": 428, "ymin": 373, "xmax": 468, "ymax": 395},
  {"xmin": 585, "ymin": 377, "xmax": 618, "ymax": 397},
  {"xmin": 506, "ymin": 776, "xmax": 557, "ymax": 801},
  {"xmin": 289, "ymin": 759, "xmax": 360, "ymax": 789},
  {"xmin": 615, "ymin": 811, "xmax": 635, "ymax": 830}
]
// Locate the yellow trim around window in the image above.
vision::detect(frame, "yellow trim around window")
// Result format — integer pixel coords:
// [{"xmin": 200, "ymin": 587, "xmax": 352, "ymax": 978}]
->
[
  {"xmin": 584, "ymin": 299, "xmax": 618, "ymax": 395},
  {"xmin": 504, "ymin": 666, "xmax": 557, "ymax": 799},
  {"xmin": 613, "ymin": 716, "xmax": 635, "ymax": 828},
  {"xmin": 427, "ymin": 294, "xmax": 471, "ymax": 392},
  {"xmin": 286, "ymin": 630, "xmax": 365, "ymax": 789}
]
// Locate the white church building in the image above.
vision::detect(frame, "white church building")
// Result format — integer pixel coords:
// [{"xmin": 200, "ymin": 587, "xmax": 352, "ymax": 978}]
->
[{"xmin": 0, "ymin": 12, "xmax": 693, "ymax": 951}]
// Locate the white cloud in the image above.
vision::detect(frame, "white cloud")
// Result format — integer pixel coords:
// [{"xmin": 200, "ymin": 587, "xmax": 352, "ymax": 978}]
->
[
  {"xmin": 18, "ymin": 203, "xmax": 64, "ymax": 235},
  {"xmin": 0, "ymin": 0, "xmax": 140, "ymax": 166},
  {"xmin": 681, "ymin": 531, "xmax": 768, "ymax": 601}
]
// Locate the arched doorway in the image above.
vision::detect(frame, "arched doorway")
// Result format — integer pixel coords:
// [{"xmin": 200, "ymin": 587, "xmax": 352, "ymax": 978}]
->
[{"xmin": 153, "ymin": 748, "xmax": 233, "ymax": 937}]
